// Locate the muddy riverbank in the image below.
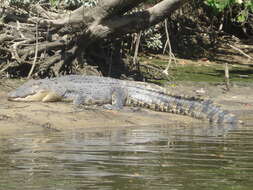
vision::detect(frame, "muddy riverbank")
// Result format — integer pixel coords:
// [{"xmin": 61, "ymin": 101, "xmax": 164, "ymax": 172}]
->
[{"xmin": 0, "ymin": 79, "xmax": 252, "ymax": 134}]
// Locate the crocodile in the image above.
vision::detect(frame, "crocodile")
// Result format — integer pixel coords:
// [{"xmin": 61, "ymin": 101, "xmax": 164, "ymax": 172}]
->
[{"xmin": 8, "ymin": 75, "xmax": 240, "ymax": 123}]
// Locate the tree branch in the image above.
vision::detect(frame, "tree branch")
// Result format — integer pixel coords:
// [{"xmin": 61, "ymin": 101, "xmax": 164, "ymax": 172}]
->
[
  {"xmin": 97, "ymin": 0, "xmax": 146, "ymax": 19},
  {"xmin": 38, "ymin": 0, "xmax": 146, "ymax": 29},
  {"xmin": 38, "ymin": 6, "xmax": 92, "ymax": 28},
  {"xmin": 148, "ymin": 0, "xmax": 189, "ymax": 25},
  {"xmin": 88, "ymin": 0, "xmax": 191, "ymax": 38}
]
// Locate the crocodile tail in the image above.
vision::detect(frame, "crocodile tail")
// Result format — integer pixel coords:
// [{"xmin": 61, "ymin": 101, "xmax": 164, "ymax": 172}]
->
[
  {"xmin": 127, "ymin": 93, "xmax": 240, "ymax": 123},
  {"xmin": 131, "ymin": 81, "xmax": 210, "ymax": 102}
]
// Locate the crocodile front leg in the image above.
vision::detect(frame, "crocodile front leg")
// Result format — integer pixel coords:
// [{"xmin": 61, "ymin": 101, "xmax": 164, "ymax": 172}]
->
[
  {"xmin": 73, "ymin": 94, "xmax": 93, "ymax": 106},
  {"xmin": 103, "ymin": 88, "xmax": 128, "ymax": 110}
]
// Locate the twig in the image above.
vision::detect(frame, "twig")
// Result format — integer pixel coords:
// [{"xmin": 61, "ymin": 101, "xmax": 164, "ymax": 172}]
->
[
  {"xmin": 11, "ymin": 41, "xmax": 24, "ymax": 63},
  {"xmin": 0, "ymin": 22, "xmax": 35, "ymax": 29},
  {"xmin": 224, "ymin": 63, "xmax": 230, "ymax": 91},
  {"xmin": 0, "ymin": 34, "xmax": 14, "ymax": 43},
  {"xmin": 16, "ymin": 20, "xmax": 25, "ymax": 38},
  {"xmin": 133, "ymin": 31, "xmax": 142, "ymax": 71},
  {"xmin": 0, "ymin": 46, "xmax": 11, "ymax": 53},
  {"xmin": 139, "ymin": 62, "xmax": 164, "ymax": 73},
  {"xmin": 162, "ymin": 19, "xmax": 177, "ymax": 75},
  {"xmin": 0, "ymin": 60, "xmax": 12, "ymax": 74},
  {"xmin": 27, "ymin": 22, "xmax": 39, "ymax": 78},
  {"xmin": 30, "ymin": 4, "xmax": 62, "ymax": 19},
  {"xmin": 19, "ymin": 39, "xmax": 67, "ymax": 59},
  {"xmin": 228, "ymin": 44, "xmax": 253, "ymax": 60},
  {"xmin": 11, "ymin": 39, "xmax": 38, "ymax": 63},
  {"xmin": 163, "ymin": 19, "xmax": 170, "ymax": 55}
]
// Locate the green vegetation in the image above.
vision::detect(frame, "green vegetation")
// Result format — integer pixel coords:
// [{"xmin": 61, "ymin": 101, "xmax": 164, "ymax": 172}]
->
[
  {"xmin": 140, "ymin": 57, "xmax": 253, "ymax": 84},
  {"xmin": 172, "ymin": 64, "xmax": 253, "ymax": 83},
  {"xmin": 205, "ymin": 0, "xmax": 253, "ymax": 23}
]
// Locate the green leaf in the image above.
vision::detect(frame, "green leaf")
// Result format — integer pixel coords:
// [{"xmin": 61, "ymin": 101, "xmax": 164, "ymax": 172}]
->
[{"xmin": 236, "ymin": 10, "xmax": 248, "ymax": 22}]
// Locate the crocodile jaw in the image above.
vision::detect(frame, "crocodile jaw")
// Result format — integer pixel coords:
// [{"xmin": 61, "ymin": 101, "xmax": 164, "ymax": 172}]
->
[{"xmin": 8, "ymin": 90, "xmax": 62, "ymax": 102}]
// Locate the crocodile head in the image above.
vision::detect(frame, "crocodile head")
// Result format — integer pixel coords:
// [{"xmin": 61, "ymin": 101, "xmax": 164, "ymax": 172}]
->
[{"xmin": 8, "ymin": 79, "xmax": 61, "ymax": 102}]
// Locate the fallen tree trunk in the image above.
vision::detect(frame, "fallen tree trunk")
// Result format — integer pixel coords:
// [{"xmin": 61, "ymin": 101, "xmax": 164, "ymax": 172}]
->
[{"xmin": 0, "ymin": 0, "xmax": 190, "ymax": 78}]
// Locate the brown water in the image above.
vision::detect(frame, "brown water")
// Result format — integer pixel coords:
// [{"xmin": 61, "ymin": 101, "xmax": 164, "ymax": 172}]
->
[{"xmin": 0, "ymin": 122, "xmax": 253, "ymax": 190}]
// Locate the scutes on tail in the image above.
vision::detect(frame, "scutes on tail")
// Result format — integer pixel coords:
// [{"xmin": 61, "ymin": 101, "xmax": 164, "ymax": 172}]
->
[{"xmin": 8, "ymin": 75, "xmax": 242, "ymax": 124}]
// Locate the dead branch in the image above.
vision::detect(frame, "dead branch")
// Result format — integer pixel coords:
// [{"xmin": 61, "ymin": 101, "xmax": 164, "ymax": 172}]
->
[
  {"xmin": 162, "ymin": 19, "xmax": 177, "ymax": 75},
  {"xmin": 27, "ymin": 22, "xmax": 39, "ymax": 78},
  {"xmin": 228, "ymin": 44, "xmax": 253, "ymax": 60},
  {"xmin": 133, "ymin": 31, "xmax": 142, "ymax": 70},
  {"xmin": 30, "ymin": 4, "xmax": 61, "ymax": 19},
  {"xmin": 0, "ymin": 0, "xmax": 190, "ymax": 77},
  {"xmin": 0, "ymin": 34, "xmax": 14, "ymax": 43}
]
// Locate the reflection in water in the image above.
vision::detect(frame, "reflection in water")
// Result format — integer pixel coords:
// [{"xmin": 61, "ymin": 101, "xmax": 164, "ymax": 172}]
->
[{"xmin": 0, "ymin": 122, "xmax": 253, "ymax": 190}]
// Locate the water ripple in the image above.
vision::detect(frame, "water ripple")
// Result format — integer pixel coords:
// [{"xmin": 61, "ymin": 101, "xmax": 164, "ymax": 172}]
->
[{"xmin": 0, "ymin": 123, "xmax": 253, "ymax": 189}]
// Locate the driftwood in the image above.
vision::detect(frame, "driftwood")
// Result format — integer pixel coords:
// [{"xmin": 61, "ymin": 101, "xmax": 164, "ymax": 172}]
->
[{"xmin": 0, "ymin": 0, "xmax": 190, "ymax": 78}]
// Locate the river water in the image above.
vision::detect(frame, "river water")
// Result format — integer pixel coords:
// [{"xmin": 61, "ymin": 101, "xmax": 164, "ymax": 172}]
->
[{"xmin": 0, "ymin": 121, "xmax": 253, "ymax": 190}]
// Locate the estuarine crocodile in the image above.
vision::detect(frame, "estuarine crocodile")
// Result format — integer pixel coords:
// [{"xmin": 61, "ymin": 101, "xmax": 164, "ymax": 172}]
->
[{"xmin": 8, "ymin": 75, "xmax": 240, "ymax": 123}]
